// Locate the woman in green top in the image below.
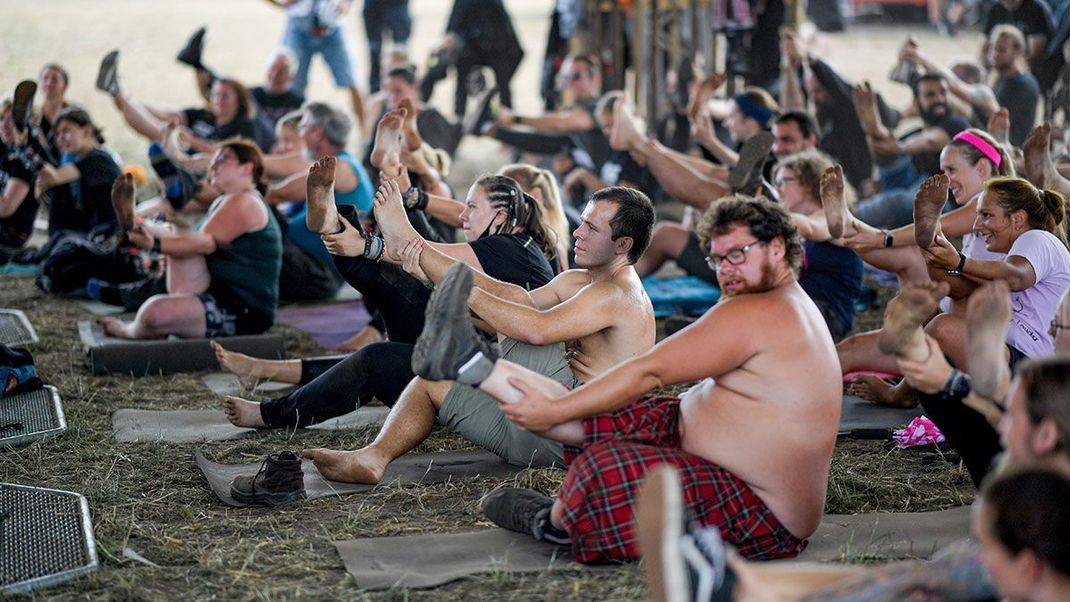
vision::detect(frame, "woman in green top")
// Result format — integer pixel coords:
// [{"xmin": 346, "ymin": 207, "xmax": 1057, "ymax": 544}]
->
[{"xmin": 99, "ymin": 139, "xmax": 281, "ymax": 339}]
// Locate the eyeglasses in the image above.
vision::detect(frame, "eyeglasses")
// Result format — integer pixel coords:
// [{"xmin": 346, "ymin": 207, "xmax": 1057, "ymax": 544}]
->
[
  {"xmin": 210, "ymin": 153, "xmax": 239, "ymax": 167},
  {"xmin": 774, "ymin": 176, "xmax": 797, "ymax": 187},
  {"xmin": 706, "ymin": 240, "xmax": 766, "ymax": 271},
  {"xmin": 1051, "ymin": 321, "xmax": 1069, "ymax": 335},
  {"xmin": 564, "ymin": 72, "xmax": 585, "ymax": 82}
]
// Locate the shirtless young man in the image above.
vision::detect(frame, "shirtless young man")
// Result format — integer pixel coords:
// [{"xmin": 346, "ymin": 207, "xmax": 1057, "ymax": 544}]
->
[
  {"xmin": 416, "ymin": 195, "xmax": 842, "ymax": 563},
  {"xmin": 301, "ymin": 186, "xmax": 658, "ymax": 483}
]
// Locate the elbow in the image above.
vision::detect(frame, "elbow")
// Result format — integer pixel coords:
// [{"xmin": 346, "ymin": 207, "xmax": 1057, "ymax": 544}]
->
[{"xmin": 521, "ymin": 327, "xmax": 549, "ymax": 346}]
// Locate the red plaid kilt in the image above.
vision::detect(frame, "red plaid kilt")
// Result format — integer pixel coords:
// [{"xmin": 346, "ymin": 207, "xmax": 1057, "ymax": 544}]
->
[{"xmin": 559, "ymin": 395, "xmax": 806, "ymax": 563}]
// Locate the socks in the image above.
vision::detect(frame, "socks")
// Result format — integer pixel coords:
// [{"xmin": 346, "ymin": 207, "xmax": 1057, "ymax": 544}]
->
[{"xmin": 456, "ymin": 351, "xmax": 495, "ymax": 386}]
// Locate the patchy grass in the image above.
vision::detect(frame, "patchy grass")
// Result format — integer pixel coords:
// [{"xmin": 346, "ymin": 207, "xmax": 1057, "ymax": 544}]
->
[{"xmin": 0, "ymin": 274, "xmax": 973, "ymax": 600}]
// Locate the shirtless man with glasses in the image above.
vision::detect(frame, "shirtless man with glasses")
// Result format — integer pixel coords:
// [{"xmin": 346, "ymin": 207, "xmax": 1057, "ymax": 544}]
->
[{"xmin": 411, "ymin": 195, "xmax": 843, "ymax": 564}]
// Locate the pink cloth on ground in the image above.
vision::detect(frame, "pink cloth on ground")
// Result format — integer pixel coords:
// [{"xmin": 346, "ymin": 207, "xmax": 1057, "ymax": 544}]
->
[{"xmin": 893, "ymin": 416, "xmax": 946, "ymax": 448}]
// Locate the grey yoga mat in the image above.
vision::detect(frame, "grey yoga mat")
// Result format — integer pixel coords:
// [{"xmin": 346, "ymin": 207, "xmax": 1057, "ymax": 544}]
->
[
  {"xmin": 331, "ymin": 506, "xmax": 972, "ymax": 590},
  {"xmin": 195, "ymin": 449, "xmax": 528, "ymax": 507},
  {"xmin": 334, "ymin": 529, "xmax": 611, "ymax": 590},
  {"xmin": 838, "ymin": 395, "xmax": 922, "ymax": 436},
  {"xmin": 200, "ymin": 372, "xmax": 294, "ymax": 397},
  {"xmin": 112, "ymin": 406, "xmax": 389, "ymax": 443}
]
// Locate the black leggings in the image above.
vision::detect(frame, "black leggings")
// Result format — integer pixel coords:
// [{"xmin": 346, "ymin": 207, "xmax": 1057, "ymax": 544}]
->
[{"xmin": 259, "ymin": 342, "xmax": 414, "ymax": 428}]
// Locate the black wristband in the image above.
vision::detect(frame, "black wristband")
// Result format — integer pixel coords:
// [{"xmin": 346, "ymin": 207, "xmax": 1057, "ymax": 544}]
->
[
  {"xmin": 515, "ymin": 115, "xmax": 524, "ymax": 125},
  {"xmin": 404, "ymin": 186, "xmax": 429, "ymax": 211},
  {"xmin": 948, "ymin": 252, "xmax": 967, "ymax": 275},
  {"xmin": 151, "ymin": 237, "xmax": 162, "ymax": 254},
  {"xmin": 883, "ymin": 230, "xmax": 894, "ymax": 248}
]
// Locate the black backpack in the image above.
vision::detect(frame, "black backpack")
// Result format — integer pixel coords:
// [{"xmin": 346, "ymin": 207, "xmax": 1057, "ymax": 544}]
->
[{"xmin": 36, "ymin": 226, "xmax": 146, "ymax": 295}]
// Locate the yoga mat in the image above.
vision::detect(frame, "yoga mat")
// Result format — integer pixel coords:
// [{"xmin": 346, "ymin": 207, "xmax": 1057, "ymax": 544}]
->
[
  {"xmin": 112, "ymin": 407, "xmax": 390, "ymax": 443},
  {"xmin": 195, "ymin": 449, "xmax": 527, "ymax": 507},
  {"xmin": 0, "ymin": 262, "xmax": 37, "ymax": 276},
  {"xmin": 332, "ymin": 506, "xmax": 972, "ymax": 590},
  {"xmin": 78, "ymin": 320, "xmax": 285, "ymax": 375},
  {"xmin": 76, "ymin": 300, "xmax": 126, "ymax": 316},
  {"xmin": 276, "ymin": 301, "xmax": 371, "ymax": 349},
  {"xmin": 838, "ymin": 395, "xmax": 922, "ymax": 436},
  {"xmin": 799, "ymin": 506, "xmax": 972, "ymax": 562},
  {"xmin": 334, "ymin": 529, "xmax": 612, "ymax": 590},
  {"xmin": 200, "ymin": 372, "xmax": 294, "ymax": 397},
  {"xmin": 642, "ymin": 276, "xmax": 721, "ymax": 319}
]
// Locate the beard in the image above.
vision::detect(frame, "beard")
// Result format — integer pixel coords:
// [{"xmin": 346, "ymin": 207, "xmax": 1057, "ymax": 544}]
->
[
  {"xmin": 920, "ymin": 102, "xmax": 949, "ymax": 124},
  {"xmin": 718, "ymin": 257, "xmax": 779, "ymax": 297}
]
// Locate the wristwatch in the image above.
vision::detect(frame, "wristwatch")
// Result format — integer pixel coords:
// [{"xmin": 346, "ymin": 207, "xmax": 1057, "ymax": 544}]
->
[
  {"xmin": 882, "ymin": 230, "xmax": 894, "ymax": 248},
  {"xmin": 943, "ymin": 369, "xmax": 972, "ymax": 400},
  {"xmin": 947, "ymin": 251, "xmax": 966, "ymax": 276}
]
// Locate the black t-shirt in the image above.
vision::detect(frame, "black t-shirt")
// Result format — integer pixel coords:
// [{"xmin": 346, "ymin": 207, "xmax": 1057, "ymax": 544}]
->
[
  {"xmin": 470, "ymin": 233, "xmax": 555, "ymax": 291},
  {"xmin": 799, "ymin": 240, "xmax": 863, "ymax": 337},
  {"xmin": 182, "ymin": 108, "xmax": 273, "ymax": 152},
  {"xmin": 908, "ymin": 114, "xmax": 970, "ymax": 176},
  {"xmin": 982, "ymin": 0, "xmax": 1053, "ymax": 38},
  {"xmin": 0, "ymin": 144, "xmax": 39, "ymax": 247},
  {"xmin": 600, "ymin": 150, "xmax": 659, "ymax": 198},
  {"xmin": 994, "ymin": 72, "xmax": 1040, "ymax": 147},
  {"xmin": 48, "ymin": 149, "xmax": 121, "ymax": 235},
  {"xmin": 251, "ymin": 86, "xmax": 305, "ymax": 129}
]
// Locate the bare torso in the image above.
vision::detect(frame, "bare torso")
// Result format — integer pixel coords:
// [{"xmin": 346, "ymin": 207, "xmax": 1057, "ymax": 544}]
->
[
  {"xmin": 558, "ymin": 269, "xmax": 656, "ymax": 383},
  {"xmin": 677, "ymin": 283, "xmax": 841, "ymax": 538}
]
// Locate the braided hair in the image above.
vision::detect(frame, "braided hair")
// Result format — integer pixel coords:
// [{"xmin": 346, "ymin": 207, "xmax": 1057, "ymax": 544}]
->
[{"xmin": 473, "ymin": 174, "xmax": 557, "ymax": 260}]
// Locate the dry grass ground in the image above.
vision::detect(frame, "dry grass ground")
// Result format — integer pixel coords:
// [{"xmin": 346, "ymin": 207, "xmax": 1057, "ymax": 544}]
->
[{"xmin": 1, "ymin": 4, "xmax": 980, "ymax": 599}]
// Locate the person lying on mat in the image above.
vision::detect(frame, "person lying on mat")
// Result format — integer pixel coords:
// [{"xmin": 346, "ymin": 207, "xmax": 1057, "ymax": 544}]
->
[
  {"xmin": 297, "ymin": 185, "xmax": 657, "ymax": 481},
  {"xmin": 408, "ymin": 196, "xmax": 841, "ymax": 564},
  {"xmin": 636, "ymin": 463, "xmax": 1070, "ymax": 602},
  {"xmin": 97, "ymin": 139, "xmax": 281, "ymax": 339}
]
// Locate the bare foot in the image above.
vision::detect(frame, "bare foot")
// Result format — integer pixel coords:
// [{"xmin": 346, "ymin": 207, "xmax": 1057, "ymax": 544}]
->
[
  {"xmin": 111, "ymin": 172, "xmax": 136, "ymax": 231},
  {"xmin": 222, "ymin": 395, "xmax": 268, "ymax": 428},
  {"xmin": 877, "ymin": 281, "xmax": 950, "ymax": 359},
  {"xmin": 849, "ymin": 377, "xmax": 916, "ymax": 408},
  {"xmin": 370, "ymin": 108, "xmax": 405, "ymax": 177},
  {"xmin": 609, "ymin": 97, "xmax": 646, "ymax": 152},
  {"xmin": 966, "ymin": 281, "xmax": 1012, "ymax": 401},
  {"xmin": 913, "ymin": 174, "xmax": 950, "ymax": 248},
  {"xmin": 1022, "ymin": 123, "xmax": 1050, "ymax": 188},
  {"xmin": 306, "ymin": 156, "xmax": 340, "ymax": 234},
  {"xmin": 212, "ymin": 340, "xmax": 264, "ymax": 388},
  {"xmin": 97, "ymin": 317, "xmax": 133, "ymax": 339},
  {"xmin": 987, "ymin": 108, "xmax": 1010, "ymax": 145},
  {"xmin": 335, "ymin": 324, "xmax": 384, "ymax": 352},
  {"xmin": 687, "ymin": 73, "xmax": 726, "ymax": 120},
  {"xmin": 820, "ymin": 165, "xmax": 851, "ymax": 239},
  {"xmin": 398, "ymin": 98, "xmax": 422, "ymax": 152},
  {"xmin": 852, "ymin": 82, "xmax": 882, "ymax": 137},
  {"xmin": 372, "ymin": 178, "xmax": 413, "ymax": 258},
  {"xmin": 302, "ymin": 448, "xmax": 387, "ymax": 484}
]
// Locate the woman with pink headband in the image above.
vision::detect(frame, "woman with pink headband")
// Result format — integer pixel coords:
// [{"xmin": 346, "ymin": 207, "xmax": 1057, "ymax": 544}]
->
[{"xmin": 814, "ymin": 129, "xmax": 1014, "ymax": 404}]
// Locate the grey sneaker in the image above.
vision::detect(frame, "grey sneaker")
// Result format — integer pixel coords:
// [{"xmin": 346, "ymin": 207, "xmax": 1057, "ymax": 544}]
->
[
  {"xmin": 411, "ymin": 262, "xmax": 499, "ymax": 382},
  {"xmin": 96, "ymin": 50, "xmax": 120, "ymax": 96},
  {"xmin": 637, "ymin": 467, "xmax": 735, "ymax": 602},
  {"xmin": 230, "ymin": 451, "xmax": 306, "ymax": 507},
  {"xmin": 727, "ymin": 131, "xmax": 774, "ymax": 194}
]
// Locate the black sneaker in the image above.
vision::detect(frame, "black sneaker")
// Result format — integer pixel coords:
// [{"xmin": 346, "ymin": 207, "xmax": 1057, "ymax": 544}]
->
[
  {"xmin": 177, "ymin": 26, "xmax": 207, "ymax": 69},
  {"xmin": 727, "ymin": 130, "xmax": 773, "ymax": 194},
  {"xmin": 637, "ymin": 467, "xmax": 736, "ymax": 602},
  {"xmin": 96, "ymin": 50, "xmax": 120, "ymax": 96},
  {"xmin": 411, "ymin": 262, "xmax": 499, "ymax": 382},
  {"xmin": 11, "ymin": 80, "xmax": 36, "ymax": 132},
  {"xmin": 230, "ymin": 451, "xmax": 306, "ymax": 507},
  {"xmin": 462, "ymin": 87, "xmax": 499, "ymax": 137},
  {"xmin": 482, "ymin": 488, "xmax": 569, "ymax": 544}
]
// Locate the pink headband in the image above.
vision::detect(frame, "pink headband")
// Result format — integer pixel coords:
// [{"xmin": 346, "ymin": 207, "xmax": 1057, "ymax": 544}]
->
[{"xmin": 953, "ymin": 131, "xmax": 1002, "ymax": 167}]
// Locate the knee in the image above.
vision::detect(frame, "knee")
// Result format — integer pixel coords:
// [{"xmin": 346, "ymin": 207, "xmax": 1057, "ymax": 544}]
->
[{"xmin": 136, "ymin": 296, "xmax": 174, "ymax": 332}]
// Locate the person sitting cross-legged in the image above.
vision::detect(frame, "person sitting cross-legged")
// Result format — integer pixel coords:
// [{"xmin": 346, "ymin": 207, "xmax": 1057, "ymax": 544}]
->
[{"xmin": 410, "ymin": 196, "xmax": 842, "ymax": 563}]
